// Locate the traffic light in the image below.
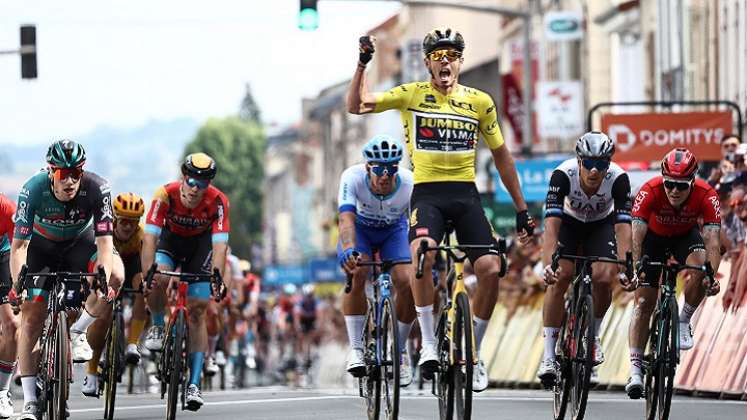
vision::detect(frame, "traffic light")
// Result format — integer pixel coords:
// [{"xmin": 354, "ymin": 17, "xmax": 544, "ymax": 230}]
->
[
  {"xmin": 299, "ymin": 0, "xmax": 319, "ymax": 31},
  {"xmin": 20, "ymin": 25, "xmax": 37, "ymax": 79}
]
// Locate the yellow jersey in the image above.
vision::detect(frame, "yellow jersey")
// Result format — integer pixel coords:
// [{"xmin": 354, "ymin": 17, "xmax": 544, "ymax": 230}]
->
[
  {"xmin": 373, "ymin": 82, "xmax": 505, "ymax": 184},
  {"xmin": 114, "ymin": 222, "xmax": 144, "ymax": 259}
]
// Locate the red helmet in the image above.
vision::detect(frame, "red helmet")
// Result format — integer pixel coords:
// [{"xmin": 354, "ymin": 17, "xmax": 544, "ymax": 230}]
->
[{"xmin": 661, "ymin": 148, "xmax": 698, "ymax": 179}]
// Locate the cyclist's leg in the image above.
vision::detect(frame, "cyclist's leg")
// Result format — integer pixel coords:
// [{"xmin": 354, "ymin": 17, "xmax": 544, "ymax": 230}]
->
[
  {"xmin": 0, "ymin": 252, "xmax": 19, "ymax": 406},
  {"xmin": 675, "ymin": 228, "xmax": 708, "ymax": 348},
  {"xmin": 338, "ymin": 225, "xmax": 371, "ymax": 376},
  {"xmin": 539, "ymin": 216, "xmax": 578, "ymax": 369},
  {"xmin": 380, "ymin": 220, "xmax": 415, "ymax": 349},
  {"xmin": 145, "ymin": 229, "xmax": 181, "ymax": 339},
  {"xmin": 585, "ymin": 217, "xmax": 619, "ymax": 340},
  {"xmin": 408, "ymin": 186, "xmax": 445, "ymax": 367}
]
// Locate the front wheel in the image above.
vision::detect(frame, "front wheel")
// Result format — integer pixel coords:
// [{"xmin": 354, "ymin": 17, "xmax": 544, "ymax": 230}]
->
[
  {"xmin": 453, "ymin": 292, "xmax": 473, "ymax": 420},
  {"xmin": 553, "ymin": 317, "xmax": 570, "ymax": 420},
  {"xmin": 380, "ymin": 296, "xmax": 400, "ymax": 420},
  {"xmin": 436, "ymin": 307, "xmax": 453, "ymax": 420},
  {"xmin": 103, "ymin": 312, "xmax": 124, "ymax": 420},
  {"xmin": 569, "ymin": 293, "xmax": 593, "ymax": 420},
  {"xmin": 646, "ymin": 300, "xmax": 677, "ymax": 420},
  {"xmin": 51, "ymin": 312, "xmax": 70, "ymax": 420},
  {"xmin": 363, "ymin": 307, "xmax": 380, "ymax": 420},
  {"xmin": 166, "ymin": 310, "xmax": 187, "ymax": 420}
]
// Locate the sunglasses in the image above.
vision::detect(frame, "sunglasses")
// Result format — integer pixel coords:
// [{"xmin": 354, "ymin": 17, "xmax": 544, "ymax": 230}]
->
[
  {"xmin": 369, "ymin": 163, "xmax": 399, "ymax": 177},
  {"xmin": 580, "ymin": 158, "xmax": 610, "ymax": 172},
  {"xmin": 427, "ymin": 49, "xmax": 462, "ymax": 62},
  {"xmin": 185, "ymin": 177, "xmax": 210, "ymax": 189},
  {"xmin": 663, "ymin": 179, "xmax": 691, "ymax": 191},
  {"xmin": 52, "ymin": 166, "xmax": 84, "ymax": 181}
]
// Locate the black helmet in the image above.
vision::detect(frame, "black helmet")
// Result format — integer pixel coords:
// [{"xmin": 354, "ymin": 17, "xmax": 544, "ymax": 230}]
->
[
  {"xmin": 422, "ymin": 28, "xmax": 465, "ymax": 55},
  {"xmin": 46, "ymin": 140, "xmax": 86, "ymax": 168},
  {"xmin": 181, "ymin": 153, "xmax": 217, "ymax": 179}
]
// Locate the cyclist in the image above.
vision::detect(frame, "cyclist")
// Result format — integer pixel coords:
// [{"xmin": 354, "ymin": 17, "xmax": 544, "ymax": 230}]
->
[
  {"xmin": 141, "ymin": 152, "xmax": 230, "ymax": 411},
  {"xmin": 338, "ymin": 135, "xmax": 417, "ymax": 386},
  {"xmin": 537, "ymin": 132, "xmax": 632, "ymax": 385},
  {"xmin": 625, "ymin": 148, "xmax": 721, "ymax": 398},
  {"xmin": 10, "ymin": 140, "xmax": 123, "ymax": 420},
  {"xmin": 81, "ymin": 192, "xmax": 148, "ymax": 396},
  {"xmin": 295, "ymin": 284, "xmax": 319, "ymax": 369},
  {"xmin": 347, "ymin": 28, "xmax": 534, "ymax": 391},
  {"xmin": 0, "ymin": 194, "xmax": 17, "ymax": 419}
]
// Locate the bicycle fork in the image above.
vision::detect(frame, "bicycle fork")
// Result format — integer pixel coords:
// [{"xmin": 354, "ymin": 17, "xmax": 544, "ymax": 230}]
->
[{"xmin": 448, "ymin": 266, "xmax": 476, "ymax": 366}]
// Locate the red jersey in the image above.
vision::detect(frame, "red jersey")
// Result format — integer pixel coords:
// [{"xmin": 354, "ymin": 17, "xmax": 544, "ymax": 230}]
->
[
  {"xmin": 144, "ymin": 182, "xmax": 230, "ymax": 242},
  {"xmin": 632, "ymin": 177, "xmax": 720, "ymax": 237}
]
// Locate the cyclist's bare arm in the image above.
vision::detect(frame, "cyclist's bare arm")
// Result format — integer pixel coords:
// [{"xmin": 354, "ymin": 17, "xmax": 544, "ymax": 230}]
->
[
  {"xmin": 703, "ymin": 225, "xmax": 722, "ymax": 272},
  {"xmin": 95, "ymin": 235, "xmax": 114, "ymax": 280},
  {"xmin": 631, "ymin": 219, "xmax": 648, "ymax": 263},
  {"xmin": 141, "ymin": 232, "xmax": 158, "ymax": 274},
  {"xmin": 491, "ymin": 145, "xmax": 528, "ymax": 212},
  {"xmin": 542, "ymin": 217, "xmax": 561, "ymax": 268},
  {"xmin": 338, "ymin": 212, "xmax": 356, "ymax": 250},
  {"xmin": 10, "ymin": 238, "xmax": 29, "ymax": 288},
  {"xmin": 211, "ymin": 242, "xmax": 228, "ymax": 280},
  {"xmin": 347, "ymin": 65, "xmax": 378, "ymax": 114},
  {"xmin": 615, "ymin": 223, "xmax": 632, "ymax": 261}
]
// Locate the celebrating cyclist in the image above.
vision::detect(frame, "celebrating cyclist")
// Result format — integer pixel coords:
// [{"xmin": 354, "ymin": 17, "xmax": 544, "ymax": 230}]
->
[
  {"xmin": 347, "ymin": 28, "xmax": 533, "ymax": 391},
  {"xmin": 11, "ymin": 140, "xmax": 123, "ymax": 420},
  {"xmin": 625, "ymin": 148, "xmax": 721, "ymax": 398},
  {"xmin": 537, "ymin": 132, "xmax": 632, "ymax": 385},
  {"xmin": 0, "ymin": 194, "xmax": 17, "ymax": 419},
  {"xmin": 338, "ymin": 135, "xmax": 417, "ymax": 386},
  {"xmin": 142, "ymin": 153, "xmax": 230, "ymax": 411},
  {"xmin": 81, "ymin": 192, "xmax": 148, "ymax": 397}
]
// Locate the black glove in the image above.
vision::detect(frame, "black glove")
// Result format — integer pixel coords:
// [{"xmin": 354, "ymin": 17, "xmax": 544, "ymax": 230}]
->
[
  {"xmin": 516, "ymin": 210, "xmax": 536, "ymax": 236},
  {"xmin": 358, "ymin": 36, "xmax": 375, "ymax": 65}
]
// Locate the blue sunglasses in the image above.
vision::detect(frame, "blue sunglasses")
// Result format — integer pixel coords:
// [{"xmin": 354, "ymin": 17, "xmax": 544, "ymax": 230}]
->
[
  {"xmin": 581, "ymin": 158, "xmax": 611, "ymax": 172},
  {"xmin": 369, "ymin": 162, "xmax": 399, "ymax": 177},
  {"xmin": 185, "ymin": 177, "xmax": 210, "ymax": 189}
]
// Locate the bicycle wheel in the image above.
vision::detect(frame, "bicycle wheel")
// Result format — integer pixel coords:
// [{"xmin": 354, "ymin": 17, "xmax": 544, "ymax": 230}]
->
[
  {"xmin": 453, "ymin": 292, "xmax": 473, "ymax": 420},
  {"xmin": 38, "ymin": 314, "xmax": 55, "ymax": 419},
  {"xmin": 569, "ymin": 293, "xmax": 593, "ymax": 420},
  {"xmin": 645, "ymin": 308, "xmax": 661, "ymax": 419},
  {"xmin": 51, "ymin": 312, "xmax": 70, "ymax": 420},
  {"xmin": 364, "ymin": 307, "xmax": 380, "ymax": 420},
  {"xmin": 104, "ymin": 312, "xmax": 124, "ymax": 420},
  {"xmin": 646, "ymin": 300, "xmax": 677, "ymax": 420},
  {"xmin": 166, "ymin": 310, "xmax": 186, "ymax": 420},
  {"xmin": 553, "ymin": 319, "xmax": 570, "ymax": 420},
  {"xmin": 436, "ymin": 308, "xmax": 454, "ymax": 420},
  {"xmin": 380, "ymin": 295, "xmax": 400, "ymax": 420}
]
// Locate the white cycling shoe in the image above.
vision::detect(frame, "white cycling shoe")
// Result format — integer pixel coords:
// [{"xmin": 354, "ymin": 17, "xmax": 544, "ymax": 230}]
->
[
  {"xmin": 347, "ymin": 348, "xmax": 366, "ymax": 378},
  {"xmin": 626, "ymin": 373, "xmax": 644, "ymax": 399},
  {"xmin": 679, "ymin": 323, "xmax": 694, "ymax": 350},
  {"xmin": 399, "ymin": 349, "xmax": 412, "ymax": 387},
  {"xmin": 70, "ymin": 331, "xmax": 93, "ymax": 363},
  {"xmin": 473, "ymin": 359, "xmax": 489, "ymax": 392}
]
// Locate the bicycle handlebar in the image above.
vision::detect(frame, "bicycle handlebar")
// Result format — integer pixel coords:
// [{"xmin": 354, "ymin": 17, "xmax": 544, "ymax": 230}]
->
[
  {"xmin": 639, "ymin": 255, "xmax": 716, "ymax": 287},
  {"xmin": 415, "ymin": 239, "xmax": 507, "ymax": 279},
  {"xmin": 12, "ymin": 265, "xmax": 108, "ymax": 312},
  {"xmin": 144, "ymin": 264, "xmax": 226, "ymax": 302},
  {"xmin": 551, "ymin": 246, "xmax": 634, "ymax": 280}
]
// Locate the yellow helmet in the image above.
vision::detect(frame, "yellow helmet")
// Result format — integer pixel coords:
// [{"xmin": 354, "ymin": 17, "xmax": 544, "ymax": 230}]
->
[{"xmin": 113, "ymin": 192, "xmax": 145, "ymax": 219}]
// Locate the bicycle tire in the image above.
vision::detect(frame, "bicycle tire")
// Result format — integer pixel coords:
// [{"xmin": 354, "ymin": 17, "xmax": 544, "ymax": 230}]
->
[
  {"xmin": 453, "ymin": 292, "xmax": 473, "ymax": 420},
  {"xmin": 553, "ymin": 317, "xmax": 570, "ymax": 420},
  {"xmin": 364, "ymin": 307, "xmax": 381, "ymax": 420},
  {"xmin": 648, "ymin": 299, "xmax": 677, "ymax": 420},
  {"xmin": 166, "ymin": 310, "xmax": 186, "ymax": 420},
  {"xmin": 104, "ymin": 311, "xmax": 124, "ymax": 420},
  {"xmin": 645, "ymin": 308, "xmax": 662, "ymax": 419},
  {"xmin": 569, "ymin": 293, "xmax": 593, "ymax": 420},
  {"xmin": 380, "ymin": 295, "xmax": 400, "ymax": 420},
  {"xmin": 52, "ymin": 312, "xmax": 70, "ymax": 420},
  {"xmin": 37, "ymin": 314, "xmax": 54, "ymax": 420},
  {"xmin": 436, "ymin": 308, "xmax": 454, "ymax": 420}
]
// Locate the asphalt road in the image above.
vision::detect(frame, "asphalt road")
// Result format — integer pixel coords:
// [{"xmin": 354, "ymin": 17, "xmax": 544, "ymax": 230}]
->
[{"xmin": 11, "ymin": 383, "xmax": 746, "ymax": 420}]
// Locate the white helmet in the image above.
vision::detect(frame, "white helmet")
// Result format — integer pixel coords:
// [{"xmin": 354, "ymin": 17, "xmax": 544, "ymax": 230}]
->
[{"xmin": 576, "ymin": 131, "xmax": 615, "ymax": 159}]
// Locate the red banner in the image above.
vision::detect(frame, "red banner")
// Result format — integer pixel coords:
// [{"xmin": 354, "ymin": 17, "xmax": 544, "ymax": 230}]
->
[
  {"xmin": 501, "ymin": 73, "xmax": 524, "ymax": 145},
  {"xmin": 601, "ymin": 111, "xmax": 733, "ymax": 161}
]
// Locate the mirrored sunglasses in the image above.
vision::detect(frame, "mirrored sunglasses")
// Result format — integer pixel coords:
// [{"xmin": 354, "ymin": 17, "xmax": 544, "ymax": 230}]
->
[
  {"xmin": 580, "ymin": 158, "xmax": 610, "ymax": 172},
  {"xmin": 52, "ymin": 166, "xmax": 84, "ymax": 181},
  {"xmin": 663, "ymin": 179, "xmax": 691, "ymax": 191},
  {"xmin": 369, "ymin": 163, "xmax": 399, "ymax": 177},
  {"xmin": 185, "ymin": 177, "xmax": 210, "ymax": 189},
  {"xmin": 427, "ymin": 49, "xmax": 462, "ymax": 62}
]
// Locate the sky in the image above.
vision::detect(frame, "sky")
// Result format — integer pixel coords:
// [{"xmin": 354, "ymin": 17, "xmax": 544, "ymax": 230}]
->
[{"xmin": 0, "ymin": 0, "xmax": 401, "ymax": 145}]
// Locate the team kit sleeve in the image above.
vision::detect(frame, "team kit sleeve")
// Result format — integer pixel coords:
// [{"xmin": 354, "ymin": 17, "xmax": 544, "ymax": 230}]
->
[
  {"xmin": 13, "ymin": 181, "xmax": 37, "ymax": 240},
  {"xmin": 611, "ymin": 173, "xmax": 633, "ymax": 224},
  {"xmin": 479, "ymin": 94, "xmax": 505, "ymax": 149},
  {"xmin": 337, "ymin": 168, "xmax": 358, "ymax": 215},
  {"xmin": 211, "ymin": 192, "xmax": 230, "ymax": 244},
  {"xmin": 373, "ymin": 83, "xmax": 413, "ymax": 113},
  {"xmin": 91, "ymin": 177, "xmax": 114, "ymax": 236},
  {"xmin": 701, "ymin": 187, "xmax": 722, "ymax": 227},
  {"xmin": 144, "ymin": 186, "xmax": 170, "ymax": 237},
  {"xmin": 631, "ymin": 182, "xmax": 655, "ymax": 223},
  {"xmin": 544, "ymin": 170, "xmax": 570, "ymax": 219}
]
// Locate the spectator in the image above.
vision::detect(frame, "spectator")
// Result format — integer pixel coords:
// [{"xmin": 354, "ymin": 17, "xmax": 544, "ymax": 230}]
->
[{"xmin": 711, "ymin": 135, "xmax": 745, "ymax": 192}]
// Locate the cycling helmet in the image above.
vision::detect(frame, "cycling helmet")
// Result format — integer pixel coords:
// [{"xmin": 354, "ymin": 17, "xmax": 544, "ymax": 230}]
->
[
  {"xmin": 661, "ymin": 148, "xmax": 698, "ymax": 179},
  {"xmin": 46, "ymin": 140, "xmax": 86, "ymax": 168},
  {"xmin": 422, "ymin": 28, "xmax": 465, "ymax": 55},
  {"xmin": 575, "ymin": 131, "xmax": 615, "ymax": 159},
  {"xmin": 181, "ymin": 153, "xmax": 217, "ymax": 179},
  {"xmin": 283, "ymin": 284, "xmax": 297, "ymax": 295},
  {"xmin": 362, "ymin": 135, "xmax": 403, "ymax": 163},
  {"xmin": 302, "ymin": 283, "xmax": 315, "ymax": 296},
  {"xmin": 113, "ymin": 192, "xmax": 145, "ymax": 219}
]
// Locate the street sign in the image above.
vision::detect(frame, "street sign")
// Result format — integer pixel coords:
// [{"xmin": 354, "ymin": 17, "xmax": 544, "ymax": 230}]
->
[
  {"xmin": 537, "ymin": 81, "xmax": 584, "ymax": 138},
  {"xmin": 494, "ymin": 158, "xmax": 567, "ymax": 203},
  {"xmin": 544, "ymin": 11, "xmax": 583, "ymax": 41}
]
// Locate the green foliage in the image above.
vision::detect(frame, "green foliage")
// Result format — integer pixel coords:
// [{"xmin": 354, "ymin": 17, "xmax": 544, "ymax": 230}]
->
[{"xmin": 183, "ymin": 117, "xmax": 265, "ymax": 258}]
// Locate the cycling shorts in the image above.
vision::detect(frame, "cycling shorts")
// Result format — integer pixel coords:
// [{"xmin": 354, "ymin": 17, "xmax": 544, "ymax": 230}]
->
[
  {"xmin": 0, "ymin": 252, "xmax": 10, "ymax": 304},
  {"xmin": 122, "ymin": 254, "xmax": 142, "ymax": 290},
  {"xmin": 155, "ymin": 228, "xmax": 213, "ymax": 299},
  {"xmin": 300, "ymin": 317, "xmax": 316, "ymax": 334},
  {"xmin": 25, "ymin": 228, "xmax": 98, "ymax": 295},
  {"xmin": 336, "ymin": 220, "xmax": 411, "ymax": 263},
  {"xmin": 409, "ymin": 182, "xmax": 498, "ymax": 264},
  {"xmin": 639, "ymin": 227, "xmax": 705, "ymax": 288},
  {"xmin": 557, "ymin": 214, "xmax": 618, "ymax": 260}
]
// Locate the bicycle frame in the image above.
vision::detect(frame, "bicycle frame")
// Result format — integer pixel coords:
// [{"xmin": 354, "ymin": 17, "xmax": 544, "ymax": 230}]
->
[{"xmin": 355, "ymin": 260, "xmax": 397, "ymax": 373}]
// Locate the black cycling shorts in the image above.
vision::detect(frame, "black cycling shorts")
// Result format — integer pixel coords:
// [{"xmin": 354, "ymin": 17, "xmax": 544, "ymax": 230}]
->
[
  {"xmin": 155, "ymin": 228, "xmax": 213, "ymax": 276},
  {"xmin": 557, "ymin": 214, "xmax": 618, "ymax": 260},
  {"xmin": 121, "ymin": 254, "xmax": 142, "ymax": 289},
  {"xmin": 300, "ymin": 317, "xmax": 316, "ymax": 334},
  {"xmin": 639, "ymin": 227, "xmax": 705, "ymax": 288},
  {"xmin": 0, "ymin": 252, "xmax": 10, "ymax": 304},
  {"xmin": 25, "ymin": 228, "xmax": 98, "ymax": 291},
  {"xmin": 409, "ymin": 182, "xmax": 498, "ymax": 264}
]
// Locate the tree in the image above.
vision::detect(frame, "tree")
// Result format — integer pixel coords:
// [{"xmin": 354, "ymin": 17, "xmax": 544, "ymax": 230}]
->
[{"xmin": 183, "ymin": 116, "xmax": 265, "ymax": 259}]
